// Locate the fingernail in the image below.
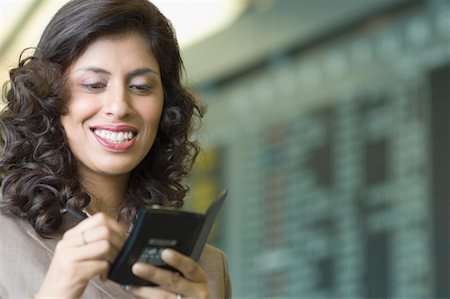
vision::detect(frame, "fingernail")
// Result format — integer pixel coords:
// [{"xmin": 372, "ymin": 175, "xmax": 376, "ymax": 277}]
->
[
  {"xmin": 161, "ymin": 248, "xmax": 173, "ymax": 260},
  {"xmin": 132, "ymin": 262, "xmax": 154, "ymax": 275},
  {"xmin": 131, "ymin": 263, "xmax": 143, "ymax": 274}
]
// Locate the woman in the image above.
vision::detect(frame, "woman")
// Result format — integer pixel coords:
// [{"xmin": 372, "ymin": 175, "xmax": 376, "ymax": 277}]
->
[{"xmin": 0, "ymin": 0, "xmax": 231, "ymax": 298}]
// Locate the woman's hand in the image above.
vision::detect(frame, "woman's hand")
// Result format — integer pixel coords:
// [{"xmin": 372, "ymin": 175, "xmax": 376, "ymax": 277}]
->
[
  {"xmin": 129, "ymin": 249, "xmax": 209, "ymax": 299},
  {"xmin": 35, "ymin": 213, "xmax": 127, "ymax": 299}
]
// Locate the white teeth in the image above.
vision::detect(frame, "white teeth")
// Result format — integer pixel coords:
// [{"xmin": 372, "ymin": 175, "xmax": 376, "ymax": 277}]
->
[
  {"xmin": 93, "ymin": 129, "xmax": 135, "ymax": 143},
  {"xmin": 117, "ymin": 132, "xmax": 124, "ymax": 142},
  {"xmin": 111, "ymin": 132, "xmax": 118, "ymax": 142}
]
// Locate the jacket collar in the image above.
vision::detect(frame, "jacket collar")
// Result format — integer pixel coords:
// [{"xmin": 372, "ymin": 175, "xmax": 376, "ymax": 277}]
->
[{"xmin": 23, "ymin": 213, "xmax": 132, "ymax": 298}]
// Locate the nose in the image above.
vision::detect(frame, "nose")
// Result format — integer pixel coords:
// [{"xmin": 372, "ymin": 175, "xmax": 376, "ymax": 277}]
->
[{"xmin": 102, "ymin": 84, "xmax": 132, "ymax": 119}]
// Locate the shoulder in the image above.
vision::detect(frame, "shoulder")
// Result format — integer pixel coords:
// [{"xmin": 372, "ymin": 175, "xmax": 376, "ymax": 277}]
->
[
  {"xmin": 0, "ymin": 210, "xmax": 51, "ymax": 256},
  {"xmin": 0, "ymin": 212, "xmax": 32, "ymax": 259},
  {"xmin": 199, "ymin": 244, "xmax": 228, "ymax": 269},
  {"xmin": 0, "ymin": 211, "xmax": 43, "ymax": 246},
  {"xmin": 199, "ymin": 244, "xmax": 232, "ymax": 299},
  {"xmin": 0, "ymin": 212, "xmax": 51, "ymax": 297},
  {"xmin": 0, "ymin": 211, "xmax": 30, "ymax": 239}
]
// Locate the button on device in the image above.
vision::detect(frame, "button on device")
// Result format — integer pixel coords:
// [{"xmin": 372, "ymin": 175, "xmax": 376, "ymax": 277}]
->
[
  {"xmin": 138, "ymin": 247, "xmax": 165, "ymax": 266},
  {"xmin": 138, "ymin": 238, "xmax": 178, "ymax": 266}
]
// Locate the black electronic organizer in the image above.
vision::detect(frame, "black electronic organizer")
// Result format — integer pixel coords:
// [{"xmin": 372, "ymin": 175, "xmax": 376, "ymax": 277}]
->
[{"xmin": 108, "ymin": 190, "xmax": 227, "ymax": 286}]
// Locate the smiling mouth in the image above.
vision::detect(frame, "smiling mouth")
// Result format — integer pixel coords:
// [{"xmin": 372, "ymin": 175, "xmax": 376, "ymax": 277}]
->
[{"xmin": 92, "ymin": 129, "xmax": 138, "ymax": 144}]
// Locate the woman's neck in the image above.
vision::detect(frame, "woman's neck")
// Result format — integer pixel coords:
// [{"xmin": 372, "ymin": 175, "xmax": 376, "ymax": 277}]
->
[{"xmin": 79, "ymin": 170, "xmax": 130, "ymax": 220}]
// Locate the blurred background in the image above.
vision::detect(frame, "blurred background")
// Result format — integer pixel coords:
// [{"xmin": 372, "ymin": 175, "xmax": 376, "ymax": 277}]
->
[{"xmin": 1, "ymin": 0, "xmax": 449, "ymax": 298}]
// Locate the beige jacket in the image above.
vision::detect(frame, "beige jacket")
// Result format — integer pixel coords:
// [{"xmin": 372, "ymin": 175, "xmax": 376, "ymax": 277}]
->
[{"xmin": 0, "ymin": 212, "xmax": 231, "ymax": 298}]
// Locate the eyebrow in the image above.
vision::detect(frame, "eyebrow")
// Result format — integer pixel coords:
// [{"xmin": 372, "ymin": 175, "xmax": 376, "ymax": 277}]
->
[
  {"xmin": 73, "ymin": 67, "xmax": 160, "ymax": 79},
  {"xmin": 73, "ymin": 67, "xmax": 110, "ymax": 75},
  {"xmin": 126, "ymin": 68, "xmax": 160, "ymax": 81}
]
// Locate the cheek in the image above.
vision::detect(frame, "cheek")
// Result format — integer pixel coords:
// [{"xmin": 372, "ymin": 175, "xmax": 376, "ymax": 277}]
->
[
  {"xmin": 63, "ymin": 96, "xmax": 99, "ymax": 123},
  {"xmin": 139, "ymin": 101, "xmax": 164, "ymax": 127},
  {"xmin": 70, "ymin": 96, "xmax": 100, "ymax": 115}
]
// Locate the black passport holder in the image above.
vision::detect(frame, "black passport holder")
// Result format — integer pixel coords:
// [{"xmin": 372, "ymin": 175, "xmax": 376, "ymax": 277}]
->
[{"xmin": 108, "ymin": 190, "xmax": 227, "ymax": 286}]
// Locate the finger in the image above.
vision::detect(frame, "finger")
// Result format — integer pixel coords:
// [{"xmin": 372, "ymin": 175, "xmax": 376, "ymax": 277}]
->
[
  {"xmin": 62, "ymin": 214, "xmax": 126, "ymax": 252},
  {"xmin": 77, "ymin": 225, "xmax": 125, "ymax": 251},
  {"xmin": 63, "ymin": 213, "xmax": 106, "ymax": 238},
  {"xmin": 161, "ymin": 249, "xmax": 206, "ymax": 282},
  {"xmin": 64, "ymin": 213, "xmax": 126, "ymax": 239},
  {"xmin": 57, "ymin": 227, "xmax": 123, "ymax": 253},
  {"xmin": 63, "ymin": 239, "xmax": 119, "ymax": 264},
  {"xmin": 131, "ymin": 263, "xmax": 206, "ymax": 297}
]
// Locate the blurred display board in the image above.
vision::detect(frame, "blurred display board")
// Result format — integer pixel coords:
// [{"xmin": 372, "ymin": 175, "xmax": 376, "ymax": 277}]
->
[
  {"xmin": 239, "ymin": 67, "xmax": 447, "ymax": 298},
  {"xmin": 190, "ymin": 1, "xmax": 450, "ymax": 298}
]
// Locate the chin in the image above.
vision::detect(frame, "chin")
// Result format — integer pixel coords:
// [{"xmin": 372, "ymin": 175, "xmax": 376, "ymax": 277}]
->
[{"xmin": 95, "ymin": 165, "xmax": 136, "ymax": 176}]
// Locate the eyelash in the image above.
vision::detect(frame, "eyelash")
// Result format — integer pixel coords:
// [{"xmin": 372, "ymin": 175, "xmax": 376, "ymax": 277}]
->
[
  {"xmin": 81, "ymin": 83, "xmax": 152, "ymax": 94},
  {"xmin": 129, "ymin": 84, "xmax": 152, "ymax": 94},
  {"xmin": 82, "ymin": 82, "xmax": 106, "ymax": 90}
]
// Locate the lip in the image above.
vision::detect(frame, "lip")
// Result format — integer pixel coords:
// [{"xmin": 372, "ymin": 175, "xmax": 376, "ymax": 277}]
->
[
  {"xmin": 90, "ymin": 124, "xmax": 138, "ymax": 132},
  {"xmin": 90, "ymin": 124, "xmax": 138, "ymax": 152}
]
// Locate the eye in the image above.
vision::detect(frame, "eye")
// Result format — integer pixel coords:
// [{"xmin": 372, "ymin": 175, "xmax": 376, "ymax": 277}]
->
[
  {"xmin": 81, "ymin": 82, "xmax": 107, "ymax": 91},
  {"xmin": 129, "ymin": 84, "xmax": 152, "ymax": 94}
]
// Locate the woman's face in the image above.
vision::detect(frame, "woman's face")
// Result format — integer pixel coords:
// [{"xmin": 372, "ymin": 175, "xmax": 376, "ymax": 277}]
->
[{"xmin": 61, "ymin": 33, "xmax": 164, "ymax": 179}]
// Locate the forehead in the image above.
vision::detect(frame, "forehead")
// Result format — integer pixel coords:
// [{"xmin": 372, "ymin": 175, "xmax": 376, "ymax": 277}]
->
[{"xmin": 69, "ymin": 32, "xmax": 158, "ymax": 71}]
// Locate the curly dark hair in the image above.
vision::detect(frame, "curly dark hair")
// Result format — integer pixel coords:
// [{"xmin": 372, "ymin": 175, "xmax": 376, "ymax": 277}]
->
[{"xmin": 0, "ymin": 0, "xmax": 205, "ymax": 236}]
